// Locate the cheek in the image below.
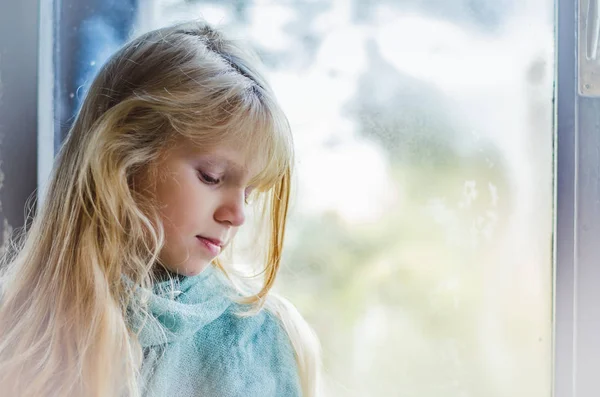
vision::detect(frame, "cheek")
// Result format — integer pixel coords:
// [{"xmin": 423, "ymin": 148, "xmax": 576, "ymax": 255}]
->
[{"xmin": 156, "ymin": 172, "xmax": 213, "ymax": 231}]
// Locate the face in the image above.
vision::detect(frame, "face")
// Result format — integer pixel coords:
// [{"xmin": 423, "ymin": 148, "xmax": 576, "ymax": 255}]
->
[{"xmin": 145, "ymin": 140, "xmax": 262, "ymax": 276}]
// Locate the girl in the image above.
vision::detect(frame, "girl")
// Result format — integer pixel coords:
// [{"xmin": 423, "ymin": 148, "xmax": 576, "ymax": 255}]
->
[{"xmin": 0, "ymin": 21, "xmax": 321, "ymax": 397}]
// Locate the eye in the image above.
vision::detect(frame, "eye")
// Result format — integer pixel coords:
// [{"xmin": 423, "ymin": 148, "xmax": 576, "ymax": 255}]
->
[
  {"xmin": 244, "ymin": 187, "xmax": 255, "ymax": 204},
  {"xmin": 198, "ymin": 170, "xmax": 221, "ymax": 185}
]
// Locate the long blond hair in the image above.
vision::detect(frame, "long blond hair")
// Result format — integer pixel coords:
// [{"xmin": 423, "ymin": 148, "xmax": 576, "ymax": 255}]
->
[{"xmin": 0, "ymin": 21, "xmax": 320, "ymax": 396}]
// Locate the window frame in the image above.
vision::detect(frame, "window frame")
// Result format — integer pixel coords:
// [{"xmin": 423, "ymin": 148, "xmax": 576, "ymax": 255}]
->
[
  {"xmin": 34, "ymin": 1, "xmax": 592, "ymax": 396},
  {"xmin": 555, "ymin": 1, "xmax": 600, "ymax": 396}
]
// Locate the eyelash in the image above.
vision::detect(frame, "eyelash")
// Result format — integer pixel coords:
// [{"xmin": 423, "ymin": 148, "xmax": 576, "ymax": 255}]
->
[
  {"xmin": 198, "ymin": 170, "xmax": 253, "ymax": 204},
  {"xmin": 198, "ymin": 171, "xmax": 221, "ymax": 185}
]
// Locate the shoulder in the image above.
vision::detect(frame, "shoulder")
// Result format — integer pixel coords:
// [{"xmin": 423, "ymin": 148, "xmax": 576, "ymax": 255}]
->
[
  {"xmin": 262, "ymin": 293, "xmax": 322, "ymax": 397},
  {"xmin": 193, "ymin": 297, "xmax": 303, "ymax": 396},
  {"xmin": 200, "ymin": 297, "xmax": 298, "ymax": 364}
]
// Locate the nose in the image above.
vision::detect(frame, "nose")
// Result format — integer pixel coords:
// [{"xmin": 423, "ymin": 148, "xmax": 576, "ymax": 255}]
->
[{"xmin": 214, "ymin": 189, "xmax": 246, "ymax": 227}]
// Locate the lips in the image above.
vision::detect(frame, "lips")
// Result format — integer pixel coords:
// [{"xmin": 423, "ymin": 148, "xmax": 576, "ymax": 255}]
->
[
  {"xmin": 197, "ymin": 236, "xmax": 223, "ymax": 247},
  {"xmin": 196, "ymin": 235, "xmax": 223, "ymax": 256}
]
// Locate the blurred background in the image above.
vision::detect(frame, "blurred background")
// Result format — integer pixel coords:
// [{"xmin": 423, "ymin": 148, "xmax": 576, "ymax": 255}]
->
[{"xmin": 2, "ymin": 0, "xmax": 555, "ymax": 396}]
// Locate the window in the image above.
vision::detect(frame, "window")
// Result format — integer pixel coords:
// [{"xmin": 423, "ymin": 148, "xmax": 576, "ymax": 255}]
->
[{"xmin": 25, "ymin": 0, "xmax": 592, "ymax": 395}]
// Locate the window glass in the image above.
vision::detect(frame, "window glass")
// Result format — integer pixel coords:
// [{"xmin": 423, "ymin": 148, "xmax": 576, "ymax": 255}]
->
[{"xmin": 56, "ymin": 1, "xmax": 555, "ymax": 395}]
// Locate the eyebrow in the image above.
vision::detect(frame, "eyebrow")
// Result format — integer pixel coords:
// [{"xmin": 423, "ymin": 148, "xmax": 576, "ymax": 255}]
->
[
  {"xmin": 201, "ymin": 155, "xmax": 243, "ymax": 170},
  {"xmin": 198, "ymin": 155, "xmax": 254, "ymax": 180}
]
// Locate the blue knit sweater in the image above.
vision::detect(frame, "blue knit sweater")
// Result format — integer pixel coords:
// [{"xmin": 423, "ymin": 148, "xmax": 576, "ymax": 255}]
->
[{"xmin": 130, "ymin": 265, "xmax": 302, "ymax": 396}]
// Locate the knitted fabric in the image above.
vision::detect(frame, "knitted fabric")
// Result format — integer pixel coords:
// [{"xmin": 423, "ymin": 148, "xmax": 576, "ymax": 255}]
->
[{"xmin": 130, "ymin": 265, "xmax": 302, "ymax": 397}]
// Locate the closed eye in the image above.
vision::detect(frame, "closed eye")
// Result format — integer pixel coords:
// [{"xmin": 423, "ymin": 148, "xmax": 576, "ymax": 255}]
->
[
  {"xmin": 198, "ymin": 171, "xmax": 221, "ymax": 185},
  {"xmin": 244, "ymin": 187, "xmax": 255, "ymax": 204}
]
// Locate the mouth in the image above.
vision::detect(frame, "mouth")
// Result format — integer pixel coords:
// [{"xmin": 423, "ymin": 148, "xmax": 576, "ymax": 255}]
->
[{"xmin": 196, "ymin": 235, "xmax": 223, "ymax": 256}]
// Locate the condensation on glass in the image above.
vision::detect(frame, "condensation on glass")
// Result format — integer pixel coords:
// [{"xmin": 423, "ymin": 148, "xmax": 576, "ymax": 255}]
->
[{"xmin": 84, "ymin": 0, "xmax": 555, "ymax": 396}]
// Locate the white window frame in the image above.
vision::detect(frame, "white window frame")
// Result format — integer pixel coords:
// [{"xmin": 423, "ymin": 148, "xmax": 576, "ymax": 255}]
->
[{"xmin": 555, "ymin": 1, "xmax": 600, "ymax": 396}]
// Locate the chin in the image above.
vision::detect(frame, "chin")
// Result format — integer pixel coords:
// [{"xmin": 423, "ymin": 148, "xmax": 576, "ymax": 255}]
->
[{"xmin": 177, "ymin": 261, "xmax": 212, "ymax": 277}]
